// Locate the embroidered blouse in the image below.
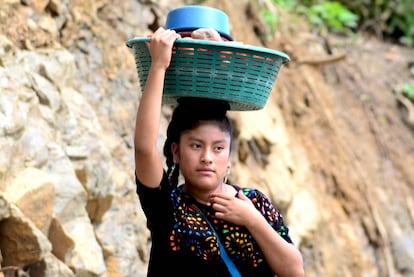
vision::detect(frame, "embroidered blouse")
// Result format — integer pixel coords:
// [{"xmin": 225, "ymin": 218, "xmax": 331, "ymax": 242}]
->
[{"xmin": 136, "ymin": 172, "xmax": 293, "ymax": 277}]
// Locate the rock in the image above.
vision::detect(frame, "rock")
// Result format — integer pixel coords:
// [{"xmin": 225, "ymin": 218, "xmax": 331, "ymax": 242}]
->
[
  {"xmin": 0, "ymin": 34, "xmax": 15, "ymax": 65},
  {"xmin": 27, "ymin": 71, "xmax": 61, "ymax": 110},
  {"xmin": 43, "ymin": 143, "xmax": 106, "ymax": 276},
  {"xmin": 4, "ymin": 168, "xmax": 55, "ymax": 235},
  {"xmin": 0, "ymin": 196, "xmax": 52, "ymax": 267},
  {"xmin": 25, "ymin": 0, "xmax": 49, "ymax": 12},
  {"xmin": 0, "ymin": 90, "xmax": 27, "ymax": 137},
  {"xmin": 95, "ymin": 169, "xmax": 149, "ymax": 276},
  {"xmin": 48, "ymin": 217, "xmax": 75, "ymax": 262},
  {"xmin": 64, "ymin": 218, "xmax": 106, "ymax": 276},
  {"xmin": 21, "ymin": 126, "xmax": 50, "ymax": 168},
  {"xmin": 37, "ymin": 14, "xmax": 59, "ymax": 38},
  {"xmin": 34, "ymin": 253, "xmax": 76, "ymax": 277}
]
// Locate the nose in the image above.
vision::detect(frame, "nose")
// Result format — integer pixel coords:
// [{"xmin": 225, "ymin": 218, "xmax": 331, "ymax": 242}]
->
[{"xmin": 200, "ymin": 149, "xmax": 213, "ymax": 164}]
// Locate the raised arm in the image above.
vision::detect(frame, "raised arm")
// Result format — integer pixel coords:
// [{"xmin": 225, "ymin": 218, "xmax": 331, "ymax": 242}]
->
[{"xmin": 134, "ymin": 28, "xmax": 180, "ymax": 188}]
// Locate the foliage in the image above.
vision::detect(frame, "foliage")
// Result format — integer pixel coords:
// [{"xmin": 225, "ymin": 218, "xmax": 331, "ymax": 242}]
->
[
  {"xmin": 388, "ymin": 0, "xmax": 414, "ymax": 46},
  {"xmin": 299, "ymin": 2, "xmax": 358, "ymax": 34},
  {"xmin": 271, "ymin": 0, "xmax": 298, "ymax": 10},
  {"xmin": 260, "ymin": 0, "xmax": 414, "ymax": 47},
  {"xmin": 402, "ymin": 84, "xmax": 414, "ymax": 101},
  {"xmin": 261, "ymin": 0, "xmax": 358, "ymax": 36},
  {"xmin": 336, "ymin": 0, "xmax": 414, "ymax": 46},
  {"xmin": 262, "ymin": 8, "xmax": 279, "ymax": 35}
]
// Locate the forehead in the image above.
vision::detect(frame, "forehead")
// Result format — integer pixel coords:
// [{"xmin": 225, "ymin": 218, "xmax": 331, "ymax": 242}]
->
[{"xmin": 181, "ymin": 122, "xmax": 231, "ymax": 142}]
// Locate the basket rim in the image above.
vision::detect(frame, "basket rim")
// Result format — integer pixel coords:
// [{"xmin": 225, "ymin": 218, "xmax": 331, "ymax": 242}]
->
[{"xmin": 126, "ymin": 37, "xmax": 291, "ymax": 64}]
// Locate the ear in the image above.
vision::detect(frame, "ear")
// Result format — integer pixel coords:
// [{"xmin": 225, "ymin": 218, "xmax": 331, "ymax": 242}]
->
[{"xmin": 171, "ymin": 142, "xmax": 179, "ymax": 163}]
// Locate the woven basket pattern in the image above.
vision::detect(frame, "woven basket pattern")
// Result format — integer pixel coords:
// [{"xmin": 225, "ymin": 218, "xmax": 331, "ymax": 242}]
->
[{"xmin": 127, "ymin": 38, "xmax": 290, "ymax": 111}]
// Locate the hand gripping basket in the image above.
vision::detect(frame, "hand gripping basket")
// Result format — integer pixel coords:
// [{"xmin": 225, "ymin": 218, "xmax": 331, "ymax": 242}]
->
[{"xmin": 126, "ymin": 37, "xmax": 290, "ymax": 111}]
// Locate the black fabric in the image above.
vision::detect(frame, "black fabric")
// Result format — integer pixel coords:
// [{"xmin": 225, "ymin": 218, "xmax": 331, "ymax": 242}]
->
[{"xmin": 136, "ymin": 172, "xmax": 290, "ymax": 276}]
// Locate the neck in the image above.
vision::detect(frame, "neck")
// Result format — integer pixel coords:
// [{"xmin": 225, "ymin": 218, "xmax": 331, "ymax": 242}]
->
[{"xmin": 184, "ymin": 183, "xmax": 228, "ymax": 205}]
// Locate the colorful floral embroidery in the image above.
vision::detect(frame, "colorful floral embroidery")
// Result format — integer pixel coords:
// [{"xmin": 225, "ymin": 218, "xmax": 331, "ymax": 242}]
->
[
  {"xmin": 169, "ymin": 187, "xmax": 220, "ymax": 261},
  {"xmin": 169, "ymin": 186, "xmax": 289, "ymax": 267}
]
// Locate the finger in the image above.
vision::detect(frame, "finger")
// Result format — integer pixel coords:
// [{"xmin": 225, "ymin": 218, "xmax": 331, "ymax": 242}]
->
[
  {"xmin": 214, "ymin": 211, "xmax": 225, "ymax": 219},
  {"xmin": 151, "ymin": 27, "xmax": 172, "ymax": 40},
  {"xmin": 211, "ymin": 202, "xmax": 226, "ymax": 213},
  {"xmin": 209, "ymin": 196, "xmax": 226, "ymax": 207},
  {"xmin": 237, "ymin": 190, "xmax": 248, "ymax": 200},
  {"xmin": 150, "ymin": 30, "xmax": 178, "ymax": 46},
  {"xmin": 164, "ymin": 29, "xmax": 181, "ymax": 41},
  {"xmin": 153, "ymin": 27, "xmax": 165, "ymax": 34}
]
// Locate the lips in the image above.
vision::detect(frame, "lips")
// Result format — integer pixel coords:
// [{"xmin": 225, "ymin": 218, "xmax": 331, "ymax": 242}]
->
[{"xmin": 197, "ymin": 168, "xmax": 215, "ymax": 173}]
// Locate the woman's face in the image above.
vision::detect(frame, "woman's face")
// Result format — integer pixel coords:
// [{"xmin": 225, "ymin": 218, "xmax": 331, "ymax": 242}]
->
[{"xmin": 172, "ymin": 122, "xmax": 231, "ymax": 191}]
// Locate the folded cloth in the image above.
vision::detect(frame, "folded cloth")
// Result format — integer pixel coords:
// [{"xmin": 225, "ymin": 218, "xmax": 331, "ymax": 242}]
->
[{"xmin": 191, "ymin": 28, "xmax": 222, "ymax": 41}]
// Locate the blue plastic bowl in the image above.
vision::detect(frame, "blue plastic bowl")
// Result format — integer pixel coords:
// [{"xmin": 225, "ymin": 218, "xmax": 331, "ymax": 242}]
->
[{"xmin": 165, "ymin": 5, "xmax": 233, "ymax": 41}]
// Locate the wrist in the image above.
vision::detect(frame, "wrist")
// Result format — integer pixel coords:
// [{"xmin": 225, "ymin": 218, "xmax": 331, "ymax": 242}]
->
[
  {"xmin": 149, "ymin": 64, "xmax": 168, "ymax": 73},
  {"xmin": 245, "ymin": 208, "xmax": 266, "ymax": 230}
]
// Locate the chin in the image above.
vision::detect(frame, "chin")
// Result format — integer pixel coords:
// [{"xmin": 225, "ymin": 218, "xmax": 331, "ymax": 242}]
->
[{"xmin": 190, "ymin": 179, "xmax": 220, "ymax": 190}]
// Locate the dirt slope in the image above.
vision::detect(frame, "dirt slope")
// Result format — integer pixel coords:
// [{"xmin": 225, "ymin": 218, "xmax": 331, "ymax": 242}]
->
[{"xmin": 217, "ymin": 1, "xmax": 414, "ymax": 275}]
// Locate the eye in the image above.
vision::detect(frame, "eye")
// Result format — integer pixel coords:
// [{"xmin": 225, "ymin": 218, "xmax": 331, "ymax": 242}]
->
[
  {"xmin": 191, "ymin": 143, "xmax": 202, "ymax": 149},
  {"xmin": 214, "ymin": 145, "xmax": 225, "ymax": 152}
]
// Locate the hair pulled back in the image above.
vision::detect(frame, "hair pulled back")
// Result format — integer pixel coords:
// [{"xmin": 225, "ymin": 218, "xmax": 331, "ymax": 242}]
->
[{"xmin": 163, "ymin": 97, "xmax": 232, "ymax": 187}]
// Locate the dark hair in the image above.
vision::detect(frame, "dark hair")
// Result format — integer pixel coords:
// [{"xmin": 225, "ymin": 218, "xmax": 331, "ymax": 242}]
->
[{"xmin": 163, "ymin": 97, "xmax": 232, "ymax": 187}]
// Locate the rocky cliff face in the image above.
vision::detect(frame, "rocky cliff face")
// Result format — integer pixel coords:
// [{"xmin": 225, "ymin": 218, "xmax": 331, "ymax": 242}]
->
[{"xmin": 1, "ymin": 0, "xmax": 413, "ymax": 276}]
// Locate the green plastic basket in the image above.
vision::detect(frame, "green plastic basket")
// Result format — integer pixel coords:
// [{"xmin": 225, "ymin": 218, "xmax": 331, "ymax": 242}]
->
[{"xmin": 126, "ymin": 37, "xmax": 290, "ymax": 111}]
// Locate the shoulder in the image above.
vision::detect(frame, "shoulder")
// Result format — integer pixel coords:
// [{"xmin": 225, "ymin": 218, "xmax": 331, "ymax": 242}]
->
[
  {"xmin": 236, "ymin": 186, "xmax": 283, "ymax": 217},
  {"xmin": 237, "ymin": 186, "xmax": 268, "ymax": 201},
  {"xmin": 136, "ymin": 170, "xmax": 171, "ymax": 195},
  {"xmin": 231, "ymin": 184, "xmax": 276, "ymax": 206}
]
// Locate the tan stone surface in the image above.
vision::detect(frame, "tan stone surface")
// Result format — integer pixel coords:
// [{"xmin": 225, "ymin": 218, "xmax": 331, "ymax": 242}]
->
[
  {"xmin": 4, "ymin": 168, "xmax": 55, "ymax": 235},
  {"xmin": 48, "ymin": 217, "xmax": 74, "ymax": 262}
]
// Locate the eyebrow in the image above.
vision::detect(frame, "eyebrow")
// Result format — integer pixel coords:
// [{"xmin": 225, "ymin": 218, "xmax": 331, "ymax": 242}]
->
[{"xmin": 187, "ymin": 136, "xmax": 229, "ymax": 145}]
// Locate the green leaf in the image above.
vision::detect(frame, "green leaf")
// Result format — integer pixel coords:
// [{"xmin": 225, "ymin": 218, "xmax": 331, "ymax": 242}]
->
[{"xmin": 402, "ymin": 84, "xmax": 414, "ymax": 100}]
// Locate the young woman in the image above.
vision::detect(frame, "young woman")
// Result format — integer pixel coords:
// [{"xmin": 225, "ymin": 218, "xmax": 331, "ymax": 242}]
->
[{"xmin": 134, "ymin": 27, "xmax": 304, "ymax": 277}]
